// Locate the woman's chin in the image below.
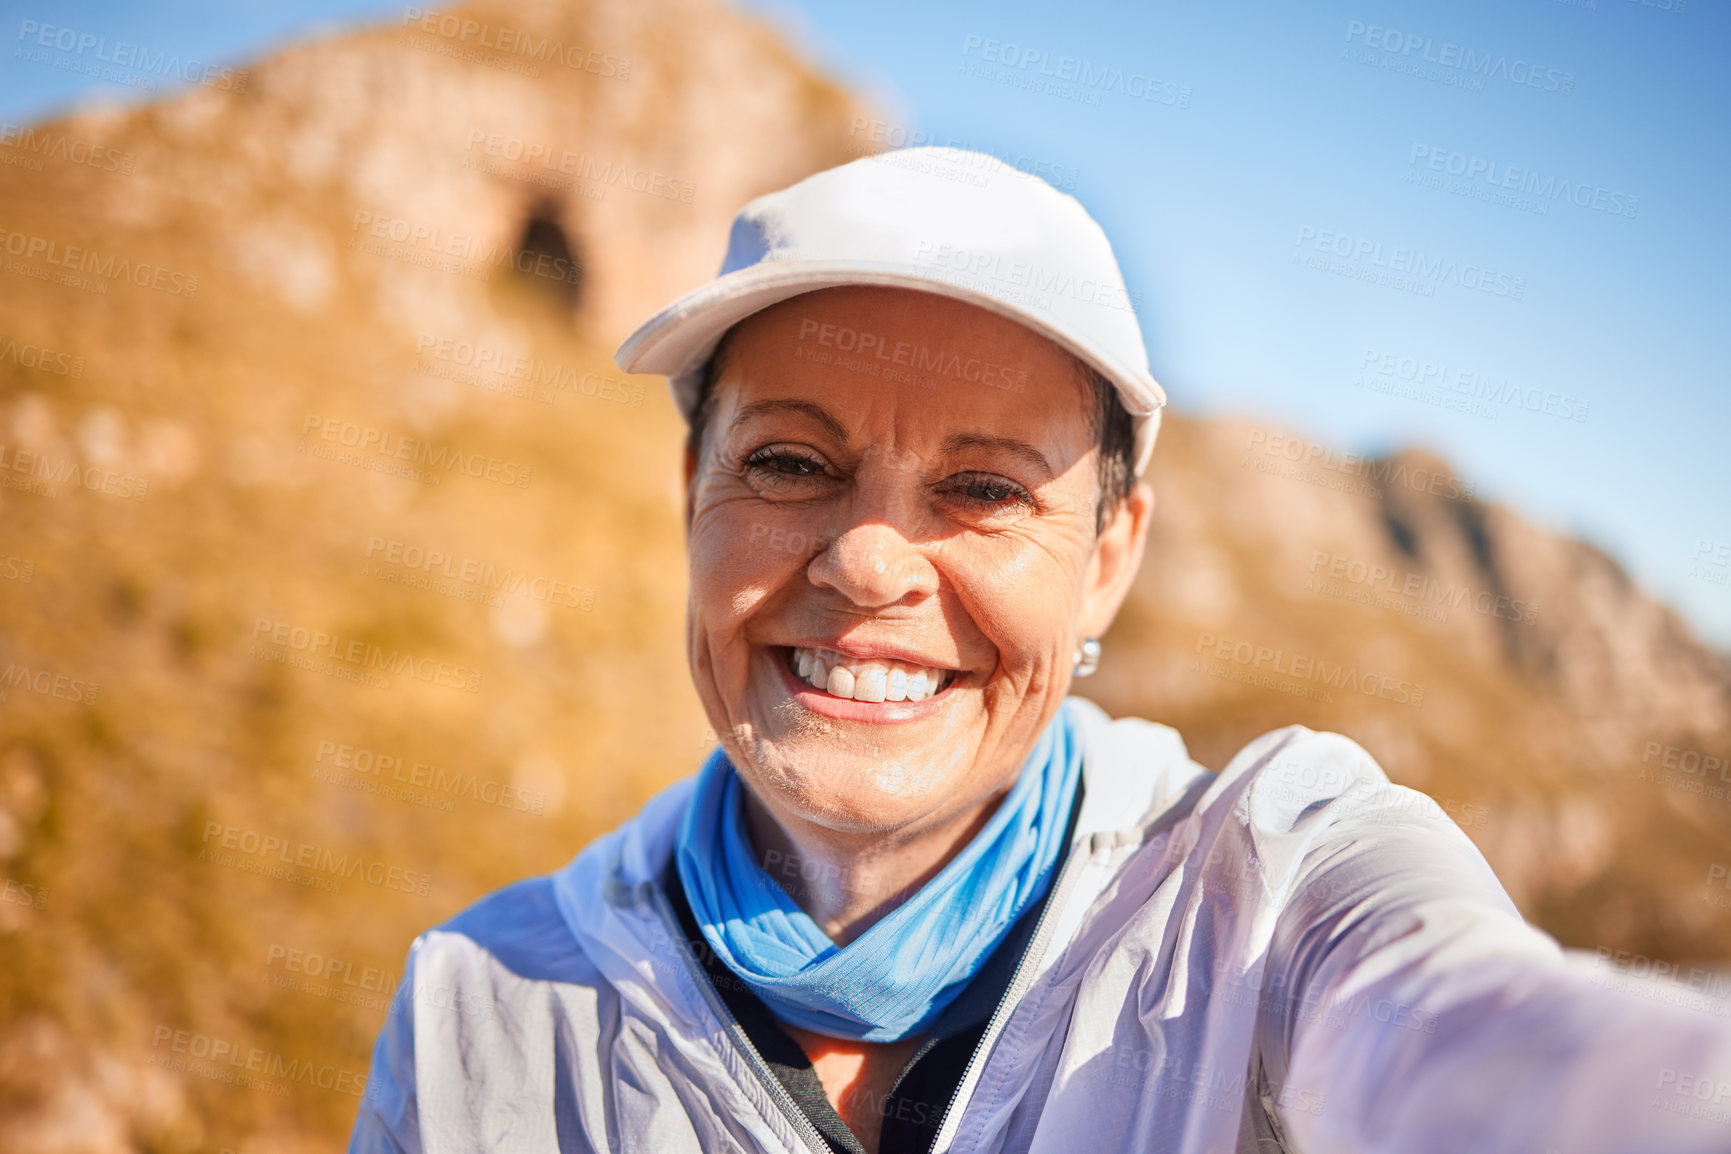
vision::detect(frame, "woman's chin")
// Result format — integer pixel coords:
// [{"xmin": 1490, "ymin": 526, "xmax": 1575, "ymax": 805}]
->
[
  {"xmin": 725, "ymin": 645, "xmax": 991, "ymax": 833},
  {"xmin": 741, "ymin": 745, "xmax": 965, "ymax": 836}
]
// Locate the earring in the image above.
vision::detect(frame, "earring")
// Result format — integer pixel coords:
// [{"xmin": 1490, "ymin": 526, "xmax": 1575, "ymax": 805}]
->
[{"xmin": 1072, "ymin": 637, "xmax": 1101, "ymax": 677}]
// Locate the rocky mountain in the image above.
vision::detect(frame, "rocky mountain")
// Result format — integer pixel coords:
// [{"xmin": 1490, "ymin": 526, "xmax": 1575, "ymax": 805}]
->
[
  {"xmin": 0, "ymin": 0, "xmax": 1725, "ymax": 1149},
  {"xmin": 1100, "ymin": 424, "xmax": 1731, "ymax": 958}
]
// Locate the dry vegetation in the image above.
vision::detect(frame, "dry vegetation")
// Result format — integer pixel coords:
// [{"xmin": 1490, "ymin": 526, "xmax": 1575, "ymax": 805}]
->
[{"xmin": 0, "ymin": 1, "xmax": 1726, "ymax": 1149}]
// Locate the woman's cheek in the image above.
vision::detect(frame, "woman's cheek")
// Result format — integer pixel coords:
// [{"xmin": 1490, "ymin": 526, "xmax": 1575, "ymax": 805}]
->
[
  {"xmin": 967, "ymin": 548, "xmax": 1076, "ymax": 642},
  {"xmin": 730, "ymin": 502, "xmax": 836, "ymax": 577},
  {"xmin": 692, "ymin": 511, "xmax": 803, "ymax": 621}
]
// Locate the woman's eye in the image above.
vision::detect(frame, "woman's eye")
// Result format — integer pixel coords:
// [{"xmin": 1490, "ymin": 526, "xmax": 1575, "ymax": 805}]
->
[
  {"xmin": 743, "ymin": 447, "xmax": 830, "ymax": 483},
  {"xmin": 943, "ymin": 472, "xmax": 1036, "ymax": 512}
]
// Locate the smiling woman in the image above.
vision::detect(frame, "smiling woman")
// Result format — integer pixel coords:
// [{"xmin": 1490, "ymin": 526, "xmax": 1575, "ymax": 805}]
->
[
  {"xmin": 681, "ymin": 285, "xmax": 1140, "ymax": 873},
  {"xmin": 671, "ymin": 287, "xmax": 1135, "ymax": 1144},
  {"xmin": 349, "ymin": 149, "xmax": 1731, "ymax": 1154}
]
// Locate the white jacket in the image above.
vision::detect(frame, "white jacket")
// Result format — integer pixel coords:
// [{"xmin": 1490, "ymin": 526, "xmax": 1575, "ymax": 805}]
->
[{"xmin": 350, "ymin": 697, "xmax": 1731, "ymax": 1152}]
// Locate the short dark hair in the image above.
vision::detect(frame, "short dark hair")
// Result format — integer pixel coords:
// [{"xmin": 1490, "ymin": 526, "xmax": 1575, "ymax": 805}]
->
[{"xmin": 685, "ymin": 328, "xmax": 1137, "ymax": 535}]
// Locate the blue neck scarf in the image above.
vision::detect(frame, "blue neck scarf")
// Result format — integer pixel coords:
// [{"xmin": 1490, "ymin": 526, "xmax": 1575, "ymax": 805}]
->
[{"xmin": 675, "ymin": 700, "xmax": 1084, "ymax": 1043}]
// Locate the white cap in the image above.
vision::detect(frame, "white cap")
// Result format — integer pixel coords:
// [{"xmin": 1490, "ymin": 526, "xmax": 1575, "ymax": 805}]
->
[{"xmin": 614, "ymin": 146, "xmax": 1167, "ymax": 474}]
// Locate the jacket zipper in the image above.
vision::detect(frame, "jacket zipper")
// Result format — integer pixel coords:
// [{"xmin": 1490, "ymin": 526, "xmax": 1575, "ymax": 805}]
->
[
  {"xmin": 928, "ymin": 837, "xmax": 1092, "ymax": 1152},
  {"xmin": 649, "ymin": 885, "xmax": 834, "ymax": 1154}
]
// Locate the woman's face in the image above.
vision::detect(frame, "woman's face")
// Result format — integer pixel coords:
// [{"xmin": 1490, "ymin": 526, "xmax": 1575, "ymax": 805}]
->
[{"xmin": 683, "ymin": 286, "xmax": 1150, "ymax": 841}]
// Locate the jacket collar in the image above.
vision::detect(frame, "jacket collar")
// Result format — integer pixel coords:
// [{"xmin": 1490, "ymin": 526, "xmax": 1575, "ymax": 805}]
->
[
  {"xmin": 583, "ymin": 695, "xmax": 1206, "ymax": 894},
  {"xmin": 548, "ymin": 696, "xmax": 1208, "ymax": 1020}
]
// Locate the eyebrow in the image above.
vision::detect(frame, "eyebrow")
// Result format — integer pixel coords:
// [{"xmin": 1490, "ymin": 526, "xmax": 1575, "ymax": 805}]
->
[
  {"xmin": 732, "ymin": 398, "xmax": 850, "ymax": 442},
  {"xmin": 941, "ymin": 432, "xmax": 1053, "ymax": 479}
]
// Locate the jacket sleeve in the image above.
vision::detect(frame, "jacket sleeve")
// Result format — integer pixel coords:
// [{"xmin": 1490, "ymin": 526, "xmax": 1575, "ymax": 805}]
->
[
  {"xmin": 348, "ymin": 940, "xmax": 425, "ymax": 1154},
  {"xmin": 1256, "ymin": 753, "xmax": 1731, "ymax": 1153}
]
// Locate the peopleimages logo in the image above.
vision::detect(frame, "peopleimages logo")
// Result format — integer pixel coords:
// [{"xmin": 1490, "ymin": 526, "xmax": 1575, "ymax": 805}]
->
[
  {"xmin": 149, "ymin": 1025, "xmax": 365, "ymax": 1098},
  {"xmin": 1194, "ymin": 631, "xmax": 1426, "ymax": 708},
  {"xmin": 0, "ymin": 226, "xmax": 199, "ymax": 297},
  {"xmin": 959, "ymin": 34, "xmax": 1192, "ymax": 108},
  {"xmin": 363, "ymin": 536, "xmax": 595, "ymax": 611},
  {"xmin": 250, "ymin": 616, "xmax": 484, "ymax": 693},
  {"xmin": 199, "ymin": 820, "xmax": 434, "ymax": 897},
  {"xmin": 1639, "ymin": 742, "xmax": 1729, "ymax": 802},
  {"xmin": 1294, "ymin": 226, "xmax": 1525, "ymax": 300},
  {"xmin": 15, "ymin": 20, "xmax": 249, "ymax": 92},
  {"xmin": 1307, "ymin": 550, "xmax": 1538, "ymax": 626},
  {"xmin": 844, "ymin": 117, "xmax": 1081, "ymax": 191},
  {"xmin": 0, "ymin": 335, "xmax": 83, "ymax": 377},
  {"xmin": 1244, "ymin": 429, "xmax": 1477, "ymax": 503},
  {"xmin": 1407, "ymin": 145, "xmax": 1638, "ymax": 219},
  {"xmin": 299, "ymin": 414, "xmax": 534, "ymax": 489},
  {"xmin": 462, "ymin": 130, "xmax": 693, "ymax": 203},
  {"xmin": 0, "ymin": 121, "xmax": 132, "ymax": 175},
  {"xmin": 912, "ymin": 240, "xmax": 1141, "ymax": 313},
  {"xmin": 399, "ymin": 8, "xmax": 632, "ymax": 79},
  {"xmin": 0, "ymin": 443, "xmax": 149, "ymax": 501},
  {"xmin": 413, "ymin": 335, "xmax": 643, "ymax": 408},
  {"xmin": 1343, "ymin": 20, "xmax": 1575, "ymax": 95},
  {"xmin": 348, "ymin": 210, "xmax": 581, "ymax": 286},
  {"xmin": 0, "ymin": 660, "xmax": 98, "ymax": 705},
  {"xmin": 793, "ymin": 318, "xmax": 1028, "ymax": 393},
  {"xmin": 312, "ymin": 738, "xmax": 550, "ymax": 815},
  {"xmin": 1358, "ymin": 347, "xmax": 1589, "ymax": 423}
]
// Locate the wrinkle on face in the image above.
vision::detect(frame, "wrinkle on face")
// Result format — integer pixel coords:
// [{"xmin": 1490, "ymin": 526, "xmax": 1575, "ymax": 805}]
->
[{"xmin": 682, "ymin": 285, "xmax": 1141, "ymax": 850}]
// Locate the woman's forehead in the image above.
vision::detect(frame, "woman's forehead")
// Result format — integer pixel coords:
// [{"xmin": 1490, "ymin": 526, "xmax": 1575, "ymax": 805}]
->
[
  {"xmin": 712, "ymin": 287, "xmax": 1096, "ymax": 453},
  {"xmin": 736, "ymin": 286, "xmax": 1068, "ymax": 357}
]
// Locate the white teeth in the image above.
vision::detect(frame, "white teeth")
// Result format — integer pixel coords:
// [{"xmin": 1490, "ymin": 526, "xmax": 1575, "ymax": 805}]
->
[
  {"xmin": 906, "ymin": 669, "xmax": 928, "ymax": 702},
  {"xmin": 885, "ymin": 668, "xmax": 907, "ymax": 702},
  {"xmin": 788, "ymin": 647, "xmax": 955, "ymax": 703},
  {"xmin": 854, "ymin": 666, "xmax": 887, "ymax": 702}
]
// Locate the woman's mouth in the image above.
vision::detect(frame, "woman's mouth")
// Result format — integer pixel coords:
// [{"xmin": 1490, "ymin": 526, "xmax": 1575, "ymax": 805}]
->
[{"xmin": 784, "ymin": 646, "xmax": 958, "ymax": 703}]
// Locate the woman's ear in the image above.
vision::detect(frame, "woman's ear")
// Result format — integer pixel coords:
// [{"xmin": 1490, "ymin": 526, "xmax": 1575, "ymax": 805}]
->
[{"xmin": 1078, "ymin": 478, "xmax": 1154, "ymax": 640}]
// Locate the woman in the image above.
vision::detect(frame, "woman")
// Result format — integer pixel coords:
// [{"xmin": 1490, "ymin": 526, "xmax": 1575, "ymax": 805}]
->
[{"xmin": 351, "ymin": 149, "xmax": 1731, "ymax": 1153}]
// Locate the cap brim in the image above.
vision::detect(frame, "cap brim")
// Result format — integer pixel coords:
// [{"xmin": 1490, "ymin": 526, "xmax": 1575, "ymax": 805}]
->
[{"xmin": 614, "ymin": 260, "xmax": 1167, "ymax": 473}]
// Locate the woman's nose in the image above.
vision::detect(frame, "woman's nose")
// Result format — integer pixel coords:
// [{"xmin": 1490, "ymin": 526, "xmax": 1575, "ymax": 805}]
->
[{"xmin": 805, "ymin": 519, "xmax": 937, "ymax": 609}]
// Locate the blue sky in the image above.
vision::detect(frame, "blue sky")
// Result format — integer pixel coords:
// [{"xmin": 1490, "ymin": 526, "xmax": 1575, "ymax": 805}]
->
[{"xmin": 5, "ymin": 0, "xmax": 1727, "ymax": 645}]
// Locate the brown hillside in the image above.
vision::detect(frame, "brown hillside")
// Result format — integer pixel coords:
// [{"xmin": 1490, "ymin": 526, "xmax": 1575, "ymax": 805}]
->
[
  {"xmin": 0, "ymin": 1, "xmax": 1727, "ymax": 1150},
  {"xmin": 1095, "ymin": 420, "xmax": 1731, "ymax": 964},
  {"xmin": 0, "ymin": 1, "xmax": 868, "ymax": 1149}
]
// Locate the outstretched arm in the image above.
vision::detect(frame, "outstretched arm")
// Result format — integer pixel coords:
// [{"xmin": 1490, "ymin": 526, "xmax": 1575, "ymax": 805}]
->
[{"xmin": 1258, "ymin": 775, "xmax": 1731, "ymax": 1153}]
